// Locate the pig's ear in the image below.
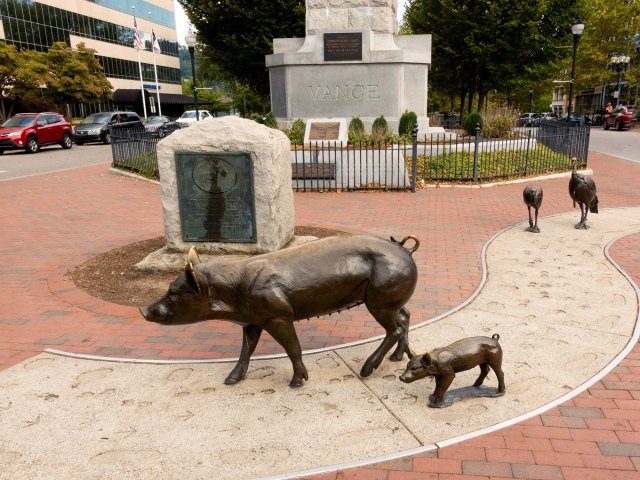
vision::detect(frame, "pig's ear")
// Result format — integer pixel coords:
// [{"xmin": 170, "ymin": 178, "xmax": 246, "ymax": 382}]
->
[
  {"xmin": 185, "ymin": 262, "xmax": 208, "ymax": 295},
  {"xmin": 421, "ymin": 353, "xmax": 432, "ymax": 366},
  {"xmin": 187, "ymin": 246, "xmax": 201, "ymax": 266}
]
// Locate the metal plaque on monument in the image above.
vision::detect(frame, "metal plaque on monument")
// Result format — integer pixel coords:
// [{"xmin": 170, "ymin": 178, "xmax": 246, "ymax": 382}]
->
[{"xmin": 175, "ymin": 152, "xmax": 257, "ymax": 243}]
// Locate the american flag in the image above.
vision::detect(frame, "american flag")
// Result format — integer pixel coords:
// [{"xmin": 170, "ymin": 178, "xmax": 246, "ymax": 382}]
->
[{"xmin": 133, "ymin": 16, "xmax": 143, "ymax": 51}]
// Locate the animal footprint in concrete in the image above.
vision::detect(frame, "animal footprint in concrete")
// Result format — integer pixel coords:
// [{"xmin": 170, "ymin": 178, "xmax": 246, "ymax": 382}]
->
[
  {"xmin": 22, "ymin": 357, "xmax": 54, "ymax": 370},
  {"xmin": 508, "ymin": 376, "xmax": 548, "ymax": 394},
  {"xmin": 165, "ymin": 368, "xmax": 193, "ymax": 382},
  {"xmin": 72, "ymin": 368, "xmax": 113, "ymax": 388},
  {"xmin": 316, "ymin": 356, "xmax": 340, "ymax": 369},
  {"xmin": 596, "ymin": 315, "xmax": 619, "ymax": 330},
  {"xmin": 566, "ymin": 353, "xmax": 598, "ymax": 370}
]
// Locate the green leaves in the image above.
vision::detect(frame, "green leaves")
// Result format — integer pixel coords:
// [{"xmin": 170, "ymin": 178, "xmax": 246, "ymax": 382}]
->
[
  {"xmin": 179, "ymin": 0, "xmax": 305, "ymax": 96},
  {"xmin": 0, "ymin": 41, "xmax": 112, "ymax": 120}
]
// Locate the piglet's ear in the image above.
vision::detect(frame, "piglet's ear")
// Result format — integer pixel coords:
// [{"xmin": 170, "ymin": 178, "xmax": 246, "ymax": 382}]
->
[
  {"xmin": 187, "ymin": 246, "xmax": 201, "ymax": 266},
  {"xmin": 185, "ymin": 262, "xmax": 208, "ymax": 295},
  {"xmin": 421, "ymin": 353, "xmax": 432, "ymax": 367}
]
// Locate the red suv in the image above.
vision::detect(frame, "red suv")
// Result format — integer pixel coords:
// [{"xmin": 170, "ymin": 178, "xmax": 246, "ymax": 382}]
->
[
  {"xmin": 0, "ymin": 112, "xmax": 73, "ymax": 154},
  {"xmin": 603, "ymin": 105, "xmax": 636, "ymax": 131}
]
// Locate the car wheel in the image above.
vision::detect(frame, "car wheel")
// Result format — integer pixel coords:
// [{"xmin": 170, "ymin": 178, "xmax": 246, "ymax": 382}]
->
[
  {"xmin": 61, "ymin": 133, "xmax": 73, "ymax": 149},
  {"xmin": 25, "ymin": 136, "xmax": 39, "ymax": 153},
  {"xmin": 103, "ymin": 132, "xmax": 111, "ymax": 144},
  {"xmin": 157, "ymin": 129, "xmax": 166, "ymax": 138},
  {"xmin": 603, "ymin": 121, "xmax": 609, "ymax": 130},
  {"xmin": 615, "ymin": 120, "xmax": 621, "ymax": 131}
]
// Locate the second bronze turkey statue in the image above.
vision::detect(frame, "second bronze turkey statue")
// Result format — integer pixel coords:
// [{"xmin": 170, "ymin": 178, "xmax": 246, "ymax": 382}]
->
[
  {"xmin": 568, "ymin": 157, "xmax": 599, "ymax": 229},
  {"xmin": 523, "ymin": 185, "xmax": 543, "ymax": 233}
]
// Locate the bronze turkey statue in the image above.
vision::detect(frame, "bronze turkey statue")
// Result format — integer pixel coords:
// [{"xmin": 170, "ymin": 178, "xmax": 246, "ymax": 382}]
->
[
  {"xmin": 523, "ymin": 185, "xmax": 543, "ymax": 233},
  {"xmin": 569, "ymin": 157, "xmax": 598, "ymax": 229}
]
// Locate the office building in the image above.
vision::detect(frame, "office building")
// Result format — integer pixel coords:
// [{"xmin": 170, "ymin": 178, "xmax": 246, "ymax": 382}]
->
[{"xmin": 0, "ymin": 0, "xmax": 188, "ymax": 116}]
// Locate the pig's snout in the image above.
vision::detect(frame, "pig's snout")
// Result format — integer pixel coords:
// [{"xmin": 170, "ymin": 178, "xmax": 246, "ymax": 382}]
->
[
  {"xmin": 139, "ymin": 302, "xmax": 174, "ymax": 323},
  {"xmin": 399, "ymin": 372, "xmax": 414, "ymax": 383}
]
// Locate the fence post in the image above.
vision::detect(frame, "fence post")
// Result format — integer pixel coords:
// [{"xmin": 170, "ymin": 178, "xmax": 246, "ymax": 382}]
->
[
  {"xmin": 411, "ymin": 123, "xmax": 418, "ymax": 192},
  {"xmin": 472, "ymin": 123, "xmax": 480, "ymax": 182},
  {"xmin": 524, "ymin": 126, "xmax": 532, "ymax": 175}
]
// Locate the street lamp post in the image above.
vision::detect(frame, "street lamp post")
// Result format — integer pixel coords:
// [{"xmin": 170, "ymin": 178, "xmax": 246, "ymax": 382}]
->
[
  {"xmin": 185, "ymin": 29, "xmax": 199, "ymax": 121},
  {"xmin": 566, "ymin": 17, "xmax": 584, "ymax": 123},
  {"xmin": 608, "ymin": 54, "xmax": 631, "ymax": 107},
  {"xmin": 529, "ymin": 89, "xmax": 533, "ymax": 112}
]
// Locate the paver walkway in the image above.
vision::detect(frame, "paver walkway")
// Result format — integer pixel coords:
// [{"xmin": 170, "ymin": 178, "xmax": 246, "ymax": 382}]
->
[{"xmin": 0, "ymin": 149, "xmax": 639, "ymax": 479}]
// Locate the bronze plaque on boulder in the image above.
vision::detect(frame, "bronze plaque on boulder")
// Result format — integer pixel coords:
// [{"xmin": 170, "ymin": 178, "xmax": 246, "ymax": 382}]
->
[
  {"xmin": 324, "ymin": 32, "xmax": 362, "ymax": 61},
  {"xmin": 308, "ymin": 122, "xmax": 340, "ymax": 141},
  {"xmin": 175, "ymin": 152, "xmax": 256, "ymax": 242}
]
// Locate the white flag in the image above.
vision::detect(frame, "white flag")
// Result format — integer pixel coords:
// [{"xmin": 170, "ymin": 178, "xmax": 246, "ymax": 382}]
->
[{"xmin": 152, "ymin": 30, "xmax": 161, "ymax": 54}]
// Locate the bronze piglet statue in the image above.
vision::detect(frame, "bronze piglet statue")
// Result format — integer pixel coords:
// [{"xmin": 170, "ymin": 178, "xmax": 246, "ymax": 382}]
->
[
  {"xmin": 399, "ymin": 334, "xmax": 505, "ymax": 408},
  {"xmin": 140, "ymin": 234, "xmax": 419, "ymax": 388}
]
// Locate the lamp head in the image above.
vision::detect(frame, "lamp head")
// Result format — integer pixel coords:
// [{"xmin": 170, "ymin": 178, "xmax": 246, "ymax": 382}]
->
[
  {"xmin": 185, "ymin": 30, "xmax": 196, "ymax": 49},
  {"xmin": 571, "ymin": 16, "xmax": 585, "ymax": 36}
]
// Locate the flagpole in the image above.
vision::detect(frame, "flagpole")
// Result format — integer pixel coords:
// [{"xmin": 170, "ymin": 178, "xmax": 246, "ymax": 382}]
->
[
  {"xmin": 137, "ymin": 50, "xmax": 147, "ymax": 119},
  {"xmin": 133, "ymin": 9, "xmax": 147, "ymax": 119},
  {"xmin": 150, "ymin": 26, "xmax": 162, "ymax": 116}
]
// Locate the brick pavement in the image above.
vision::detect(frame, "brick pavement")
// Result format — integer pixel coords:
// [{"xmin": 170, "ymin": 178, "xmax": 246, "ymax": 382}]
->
[{"xmin": 0, "ymin": 150, "xmax": 639, "ymax": 479}]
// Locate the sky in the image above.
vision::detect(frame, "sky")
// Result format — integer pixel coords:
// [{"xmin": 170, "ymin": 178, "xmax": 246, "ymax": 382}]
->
[{"xmin": 173, "ymin": 0, "xmax": 408, "ymax": 46}]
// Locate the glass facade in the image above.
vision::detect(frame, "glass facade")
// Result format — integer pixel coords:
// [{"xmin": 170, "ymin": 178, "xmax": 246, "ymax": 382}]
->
[
  {"xmin": 97, "ymin": 55, "xmax": 180, "ymax": 84},
  {"xmin": 89, "ymin": 0, "xmax": 175, "ymax": 29},
  {"xmin": 0, "ymin": 0, "xmax": 180, "ymax": 84}
]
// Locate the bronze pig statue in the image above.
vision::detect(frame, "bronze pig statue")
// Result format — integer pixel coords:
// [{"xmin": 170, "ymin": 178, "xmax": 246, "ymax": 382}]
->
[
  {"xmin": 399, "ymin": 334, "xmax": 505, "ymax": 408},
  {"xmin": 140, "ymin": 234, "xmax": 419, "ymax": 388}
]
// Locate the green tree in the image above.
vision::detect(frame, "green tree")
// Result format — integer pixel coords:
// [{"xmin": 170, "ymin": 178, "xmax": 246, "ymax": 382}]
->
[
  {"xmin": 404, "ymin": 0, "xmax": 581, "ymax": 116},
  {"xmin": 0, "ymin": 42, "xmax": 19, "ymax": 121},
  {"xmin": 178, "ymin": 0, "xmax": 305, "ymax": 96},
  {"xmin": 571, "ymin": 0, "xmax": 639, "ymax": 103},
  {"xmin": 44, "ymin": 42, "xmax": 112, "ymax": 113},
  {"xmin": 0, "ymin": 43, "xmax": 49, "ymax": 121}
]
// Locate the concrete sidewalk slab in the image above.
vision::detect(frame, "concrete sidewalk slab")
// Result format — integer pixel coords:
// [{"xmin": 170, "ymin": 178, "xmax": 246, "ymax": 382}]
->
[{"xmin": 1, "ymin": 207, "xmax": 638, "ymax": 480}]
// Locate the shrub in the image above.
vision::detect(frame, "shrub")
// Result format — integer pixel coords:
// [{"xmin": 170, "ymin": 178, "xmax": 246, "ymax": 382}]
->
[
  {"xmin": 398, "ymin": 110, "xmax": 417, "ymax": 136},
  {"xmin": 482, "ymin": 108, "xmax": 517, "ymax": 138},
  {"xmin": 283, "ymin": 118, "xmax": 305, "ymax": 144},
  {"xmin": 370, "ymin": 115, "xmax": 389, "ymax": 143},
  {"xmin": 348, "ymin": 116, "xmax": 366, "ymax": 143},
  {"xmin": 263, "ymin": 112, "xmax": 279, "ymax": 129},
  {"xmin": 463, "ymin": 112, "xmax": 483, "ymax": 135},
  {"xmin": 372, "ymin": 115, "xmax": 389, "ymax": 136}
]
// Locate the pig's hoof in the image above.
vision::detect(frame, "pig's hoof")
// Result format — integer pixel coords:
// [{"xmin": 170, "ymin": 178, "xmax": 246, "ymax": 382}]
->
[
  {"xmin": 360, "ymin": 364, "xmax": 374, "ymax": 377},
  {"xmin": 224, "ymin": 374, "xmax": 243, "ymax": 385},
  {"xmin": 289, "ymin": 378, "xmax": 305, "ymax": 388},
  {"xmin": 388, "ymin": 351, "xmax": 404, "ymax": 362}
]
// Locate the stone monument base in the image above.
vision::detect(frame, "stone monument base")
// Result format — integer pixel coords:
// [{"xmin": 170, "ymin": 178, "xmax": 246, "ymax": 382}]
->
[
  {"xmin": 156, "ymin": 116, "xmax": 295, "ymax": 255},
  {"xmin": 136, "ymin": 236, "xmax": 319, "ymax": 272}
]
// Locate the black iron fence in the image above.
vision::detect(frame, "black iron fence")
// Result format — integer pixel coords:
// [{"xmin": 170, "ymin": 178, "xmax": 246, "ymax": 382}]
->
[
  {"xmin": 111, "ymin": 126, "xmax": 160, "ymax": 178},
  {"xmin": 110, "ymin": 121, "xmax": 590, "ymax": 192}
]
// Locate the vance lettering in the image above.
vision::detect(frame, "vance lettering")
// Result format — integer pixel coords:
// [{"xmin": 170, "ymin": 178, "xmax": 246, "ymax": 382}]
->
[{"xmin": 309, "ymin": 83, "xmax": 380, "ymax": 102}]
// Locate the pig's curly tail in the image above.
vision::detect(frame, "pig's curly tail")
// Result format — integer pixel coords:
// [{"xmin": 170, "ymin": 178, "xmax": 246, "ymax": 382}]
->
[{"xmin": 390, "ymin": 235, "xmax": 420, "ymax": 255}]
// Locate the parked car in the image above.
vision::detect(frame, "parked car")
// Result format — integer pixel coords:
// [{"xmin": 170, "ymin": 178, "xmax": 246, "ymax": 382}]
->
[
  {"xmin": 73, "ymin": 111, "xmax": 143, "ymax": 145},
  {"xmin": 143, "ymin": 115, "xmax": 180, "ymax": 138},
  {"xmin": 534, "ymin": 112, "xmax": 558, "ymax": 125},
  {"xmin": 559, "ymin": 112, "xmax": 591, "ymax": 126},
  {"xmin": 175, "ymin": 110, "xmax": 213, "ymax": 128},
  {"xmin": 0, "ymin": 112, "xmax": 73, "ymax": 154},
  {"xmin": 516, "ymin": 112, "xmax": 541, "ymax": 127},
  {"xmin": 603, "ymin": 105, "xmax": 636, "ymax": 131}
]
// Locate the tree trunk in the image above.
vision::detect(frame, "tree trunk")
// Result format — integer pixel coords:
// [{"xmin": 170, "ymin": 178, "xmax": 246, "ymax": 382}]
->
[
  {"xmin": 477, "ymin": 88, "xmax": 485, "ymax": 112},
  {"xmin": 459, "ymin": 89, "xmax": 467, "ymax": 122}
]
